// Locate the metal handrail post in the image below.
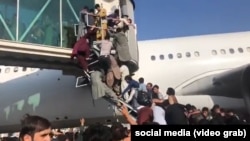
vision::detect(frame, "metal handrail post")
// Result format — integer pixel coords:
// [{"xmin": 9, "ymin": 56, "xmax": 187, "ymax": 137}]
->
[
  {"xmin": 16, "ymin": 0, "xmax": 20, "ymax": 41},
  {"xmin": 59, "ymin": 0, "xmax": 62, "ymax": 47}
]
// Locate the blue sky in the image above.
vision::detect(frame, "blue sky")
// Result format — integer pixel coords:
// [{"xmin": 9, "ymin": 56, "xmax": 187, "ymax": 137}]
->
[{"xmin": 134, "ymin": 0, "xmax": 250, "ymax": 41}]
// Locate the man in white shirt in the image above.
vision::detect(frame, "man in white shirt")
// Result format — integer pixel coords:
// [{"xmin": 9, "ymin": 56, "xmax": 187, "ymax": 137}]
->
[
  {"xmin": 152, "ymin": 103, "xmax": 167, "ymax": 125},
  {"xmin": 120, "ymin": 65, "xmax": 130, "ymax": 100}
]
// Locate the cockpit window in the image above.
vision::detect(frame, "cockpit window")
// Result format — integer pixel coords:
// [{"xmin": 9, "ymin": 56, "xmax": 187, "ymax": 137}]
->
[
  {"xmin": 159, "ymin": 55, "xmax": 164, "ymax": 60},
  {"xmin": 151, "ymin": 55, "xmax": 156, "ymax": 61},
  {"xmin": 168, "ymin": 54, "xmax": 173, "ymax": 59},
  {"xmin": 229, "ymin": 48, "xmax": 235, "ymax": 54}
]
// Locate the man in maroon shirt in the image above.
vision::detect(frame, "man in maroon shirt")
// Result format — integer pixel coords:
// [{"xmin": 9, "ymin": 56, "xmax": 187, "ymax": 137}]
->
[{"xmin": 71, "ymin": 33, "xmax": 91, "ymax": 72}]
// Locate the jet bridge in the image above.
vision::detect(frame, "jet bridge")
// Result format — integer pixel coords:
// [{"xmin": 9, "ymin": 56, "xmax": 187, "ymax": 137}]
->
[{"xmin": 0, "ymin": 0, "xmax": 138, "ymax": 120}]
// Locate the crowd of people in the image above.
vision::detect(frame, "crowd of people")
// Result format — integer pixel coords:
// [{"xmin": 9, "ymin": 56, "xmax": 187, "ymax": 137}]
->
[
  {"xmin": 1, "ymin": 3, "xmax": 249, "ymax": 141},
  {"xmin": 70, "ymin": 3, "xmax": 137, "ymax": 104},
  {"xmin": 1, "ymin": 91, "xmax": 248, "ymax": 141},
  {"xmin": 69, "ymin": 3, "xmax": 249, "ymax": 127}
]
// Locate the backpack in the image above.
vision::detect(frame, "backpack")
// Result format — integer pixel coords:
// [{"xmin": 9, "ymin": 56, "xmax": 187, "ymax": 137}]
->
[{"xmin": 136, "ymin": 90, "xmax": 151, "ymax": 106}]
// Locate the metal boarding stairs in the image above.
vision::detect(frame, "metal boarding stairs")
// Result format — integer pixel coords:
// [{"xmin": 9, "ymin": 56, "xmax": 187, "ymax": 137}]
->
[
  {"xmin": 74, "ymin": 43, "xmax": 106, "ymax": 88},
  {"xmin": 74, "ymin": 44, "xmax": 138, "ymax": 118},
  {"xmin": 75, "ymin": 53, "xmax": 98, "ymax": 88},
  {"xmin": 74, "ymin": 12, "xmax": 138, "ymax": 119}
]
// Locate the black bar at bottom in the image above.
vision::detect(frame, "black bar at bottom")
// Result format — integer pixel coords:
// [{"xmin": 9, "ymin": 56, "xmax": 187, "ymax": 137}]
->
[{"xmin": 131, "ymin": 125, "xmax": 249, "ymax": 140}]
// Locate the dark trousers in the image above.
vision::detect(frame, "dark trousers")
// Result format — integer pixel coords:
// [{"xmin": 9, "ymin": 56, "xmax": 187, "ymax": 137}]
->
[{"xmin": 98, "ymin": 55, "xmax": 111, "ymax": 74}]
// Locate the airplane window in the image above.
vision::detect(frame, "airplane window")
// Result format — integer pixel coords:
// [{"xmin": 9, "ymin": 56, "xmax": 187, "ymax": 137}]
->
[
  {"xmin": 151, "ymin": 55, "xmax": 156, "ymax": 61},
  {"xmin": 247, "ymin": 47, "xmax": 250, "ymax": 52},
  {"xmin": 212, "ymin": 50, "xmax": 217, "ymax": 55},
  {"xmin": 220, "ymin": 49, "xmax": 226, "ymax": 54},
  {"xmin": 159, "ymin": 54, "xmax": 165, "ymax": 60},
  {"xmin": 177, "ymin": 53, "xmax": 182, "ymax": 58},
  {"xmin": 186, "ymin": 52, "xmax": 191, "ymax": 57},
  {"xmin": 238, "ymin": 48, "xmax": 243, "ymax": 53},
  {"xmin": 168, "ymin": 54, "xmax": 173, "ymax": 59},
  {"xmin": 229, "ymin": 48, "xmax": 235, "ymax": 54},
  {"xmin": 5, "ymin": 68, "xmax": 10, "ymax": 73},
  {"xmin": 22, "ymin": 67, "xmax": 27, "ymax": 71},
  {"xmin": 14, "ymin": 67, "xmax": 18, "ymax": 72},
  {"xmin": 194, "ymin": 51, "xmax": 200, "ymax": 57}
]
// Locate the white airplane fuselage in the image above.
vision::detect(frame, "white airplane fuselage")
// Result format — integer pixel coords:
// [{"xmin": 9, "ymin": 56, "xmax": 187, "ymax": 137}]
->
[
  {"xmin": 135, "ymin": 31, "xmax": 250, "ymax": 112},
  {"xmin": 136, "ymin": 31, "xmax": 250, "ymax": 91},
  {"xmin": 1, "ymin": 31, "xmax": 250, "ymax": 132}
]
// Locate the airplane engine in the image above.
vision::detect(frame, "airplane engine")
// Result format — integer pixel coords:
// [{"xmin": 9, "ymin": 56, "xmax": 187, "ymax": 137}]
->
[{"xmin": 177, "ymin": 64, "xmax": 250, "ymax": 114}]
